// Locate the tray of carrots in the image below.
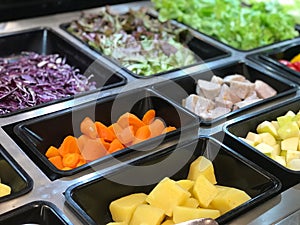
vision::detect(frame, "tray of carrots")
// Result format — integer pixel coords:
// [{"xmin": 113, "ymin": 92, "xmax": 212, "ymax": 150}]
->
[{"xmin": 12, "ymin": 88, "xmax": 199, "ymax": 180}]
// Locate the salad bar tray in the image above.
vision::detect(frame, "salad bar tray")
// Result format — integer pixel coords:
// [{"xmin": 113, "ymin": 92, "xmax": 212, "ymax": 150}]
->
[{"xmin": 0, "ymin": 1, "xmax": 299, "ymax": 225}]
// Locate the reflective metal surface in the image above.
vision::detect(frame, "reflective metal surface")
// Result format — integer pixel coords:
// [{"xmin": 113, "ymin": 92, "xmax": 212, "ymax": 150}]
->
[{"xmin": 0, "ymin": 1, "xmax": 299, "ymax": 225}]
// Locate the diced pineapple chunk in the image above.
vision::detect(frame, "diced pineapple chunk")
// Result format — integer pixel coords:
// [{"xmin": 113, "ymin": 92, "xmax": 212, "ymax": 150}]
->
[
  {"xmin": 209, "ymin": 186, "xmax": 251, "ymax": 214},
  {"xmin": 109, "ymin": 193, "xmax": 147, "ymax": 223},
  {"xmin": 192, "ymin": 175, "xmax": 219, "ymax": 208},
  {"xmin": 187, "ymin": 156, "xmax": 217, "ymax": 184},
  {"xmin": 129, "ymin": 204, "xmax": 165, "ymax": 225},
  {"xmin": 173, "ymin": 206, "xmax": 221, "ymax": 223},
  {"xmin": 146, "ymin": 177, "xmax": 190, "ymax": 217},
  {"xmin": 106, "ymin": 222, "xmax": 127, "ymax": 225}
]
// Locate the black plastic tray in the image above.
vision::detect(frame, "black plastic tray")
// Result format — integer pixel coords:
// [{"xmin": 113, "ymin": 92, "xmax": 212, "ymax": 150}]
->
[
  {"xmin": 0, "ymin": 144, "xmax": 33, "ymax": 203},
  {"xmin": 64, "ymin": 136, "xmax": 281, "ymax": 225},
  {"xmin": 0, "ymin": 27, "xmax": 127, "ymax": 117},
  {"xmin": 152, "ymin": 61, "xmax": 297, "ymax": 126},
  {"xmin": 0, "ymin": 201, "xmax": 71, "ymax": 225},
  {"xmin": 10, "ymin": 88, "xmax": 199, "ymax": 180},
  {"xmin": 223, "ymin": 96, "xmax": 300, "ymax": 191},
  {"xmin": 60, "ymin": 12, "xmax": 231, "ymax": 78},
  {"xmin": 248, "ymin": 41, "xmax": 300, "ymax": 84}
]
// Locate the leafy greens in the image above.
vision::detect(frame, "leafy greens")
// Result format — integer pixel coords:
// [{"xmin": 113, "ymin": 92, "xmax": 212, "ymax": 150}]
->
[
  {"xmin": 67, "ymin": 7, "xmax": 197, "ymax": 76},
  {"xmin": 152, "ymin": 0, "xmax": 298, "ymax": 50}
]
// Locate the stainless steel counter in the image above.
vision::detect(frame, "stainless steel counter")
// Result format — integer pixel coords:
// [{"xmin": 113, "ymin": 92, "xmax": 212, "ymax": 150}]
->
[{"xmin": 0, "ymin": 1, "xmax": 299, "ymax": 224}]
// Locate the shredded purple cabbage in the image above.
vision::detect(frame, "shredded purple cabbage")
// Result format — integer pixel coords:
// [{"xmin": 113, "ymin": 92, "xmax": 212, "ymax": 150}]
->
[{"xmin": 0, "ymin": 52, "xmax": 96, "ymax": 115}]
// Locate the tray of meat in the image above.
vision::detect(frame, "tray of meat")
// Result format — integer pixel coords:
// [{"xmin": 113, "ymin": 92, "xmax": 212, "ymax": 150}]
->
[
  {"xmin": 60, "ymin": 7, "xmax": 230, "ymax": 78},
  {"xmin": 152, "ymin": 61, "xmax": 297, "ymax": 126},
  {"xmin": 0, "ymin": 27, "xmax": 127, "ymax": 116}
]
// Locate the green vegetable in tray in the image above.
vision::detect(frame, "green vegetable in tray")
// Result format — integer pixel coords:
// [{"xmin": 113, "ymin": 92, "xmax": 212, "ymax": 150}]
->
[
  {"xmin": 67, "ymin": 7, "xmax": 197, "ymax": 76},
  {"xmin": 152, "ymin": 0, "xmax": 298, "ymax": 50}
]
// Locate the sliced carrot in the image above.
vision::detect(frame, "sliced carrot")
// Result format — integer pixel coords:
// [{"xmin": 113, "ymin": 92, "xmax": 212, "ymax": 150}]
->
[
  {"xmin": 45, "ymin": 146, "xmax": 60, "ymax": 158},
  {"xmin": 80, "ymin": 138, "xmax": 107, "ymax": 162},
  {"xmin": 117, "ymin": 125, "xmax": 135, "ymax": 145},
  {"xmin": 162, "ymin": 126, "xmax": 176, "ymax": 134},
  {"xmin": 48, "ymin": 155, "xmax": 64, "ymax": 170},
  {"xmin": 149, "ymin": 118, "xmax": 166, "ymax": 138},
  {"xmin": 142, "ymin": 109, "xmax": 156, "ymax": 125},
  {"xmin": 99, "ymin": 138, "xmax": 111, "ymax": 150},
  {"xmin": 58, "ymin": 135, "xmax": 81, "ymax": 157},
  {"xmin": 80, "ymin": 117, "xmax": 98, "ymax": 139},
  {"xmin": 62, "ymin": 167, "xmax": 73, "ymax": 171},
  {"xmin": 135, "ymin": 125, "xmax": 151, "ymax": 140},
  {"xmin": 95, "ymin": 121, "xmax": 116, "ymax": 142},
  {"xmin": 117, "ymin": 112, "xmax": 145, "ymax": 132},
  {"xmin": 76, "ymin": 156, "xmax": 87, "ymax": 167},
  {"xmin": 62, "ymin": 153, "xmax": 81, "ymax": 168},
  {"xmin": 77, "ymin": 134, "xmax": 90, "ymax": 152},
  {"xmin": 108, "ymin": 138, "xmax": 124, "ymax": 153}
]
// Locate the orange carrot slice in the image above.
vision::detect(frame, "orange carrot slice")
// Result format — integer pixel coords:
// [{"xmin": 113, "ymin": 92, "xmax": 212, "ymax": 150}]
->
[
  {"xmin": 149, "ymin": 118, "xmax": 165, "ymax": 138},
  {"xmin": 135, "ymin": 125, "xmax": 151, "ymax": 140},
  {"xmin": 99, "ymin": 138, "xmax": 111, "ymax": 150},
  {"xmin": 117, "ymin": 112, "xmax": 145, "ymax": 132},
  {"xmin": 48, "ymin": 155, "xmax": 64, "ymax": 170},
  {"xmin": 45, "ymin": 146, "xmax": 60, "ymax": 158},
  {"xmin": 162, "ymin": 126, "xmax": 176, "ymax": 134},
  {"xmin": 95, "ymin": 121, "xmax": 116, "ymax": 142},
  {"xmin": 80, "ymin": 138, "xmax": 107, "ymax": 162},
  {"xmin": 58, "ymin": 136, "xmax": 81, "ymax": 157},
  {"xmin": 80, "ymin": 117, "xmax": 98, "ymax": 139},
  {"xmin": 108, "ymin": 138, "xmax": 124, "ymax": 153},
  {"xmin": 62, "ymin": 153, "xmax": 81, "ymax": 168},
  {"xmin": 142, "ymin": 109, "xmax": 156, "ymax": 125}
]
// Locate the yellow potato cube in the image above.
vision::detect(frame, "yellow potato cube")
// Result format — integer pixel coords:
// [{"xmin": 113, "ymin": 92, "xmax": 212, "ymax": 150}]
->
[
  {"xmin": 0, "ymin": 182, "xmax": 11, "ymax": 197},
  {"xmin": 109, "ymin": 193, "xmax": 147, "ymax": 223},
  {"xmin": 173, "ymin": 206, "xmax": 221, "ymax": 223},
  {"xmin": 192, "ymin": 175, "xmax": 219, "ymax": 208},
  {"xmin": 209, "ymin": 186, "xmax": 251, "ymax": 214},
  {"xmin": 187, "ymin": 156, "xmax": 217, "ymax": 184},
  {"xmin": 181, "ymin": 197, "xmax": 199, "ymax": 208},
  {"xmin": 106, "ymin": 222, "xmax": 127, "ymax": 225},
  {"xmin": 129, "ymin": 204, "xmax": 165, "ymax": 225},
  {"xmin": 161, "ymin": 219, "xmax": 175, "ymax": 225},
  {"xmin": 146, "ymin": 177, "xmax": 191, "ymax": 216},
  {"xmin": 176, "ymin": 179, "xmax": 194, "ymax": 191}
]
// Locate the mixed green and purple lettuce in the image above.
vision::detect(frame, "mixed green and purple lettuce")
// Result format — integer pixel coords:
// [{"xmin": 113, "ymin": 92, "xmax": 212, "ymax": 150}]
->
[{"xmin": 67, "ymin": 7, "xmax": 197, "ymax": 76}]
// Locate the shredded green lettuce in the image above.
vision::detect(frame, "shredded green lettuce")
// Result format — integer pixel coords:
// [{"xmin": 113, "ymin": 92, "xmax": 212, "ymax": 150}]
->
[{"xmin": 152, "ymin": 0, "xmax": 298, "ymax": 50}]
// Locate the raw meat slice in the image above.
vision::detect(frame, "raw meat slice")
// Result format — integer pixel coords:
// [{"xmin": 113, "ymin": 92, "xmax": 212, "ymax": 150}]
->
[
  {"xmin": 255, "ymin": 80, "xmax": 277, "ymax": 99},
  {"xmin": 196, "ymin": 79, "xmax": 221, "ymax": 100}
]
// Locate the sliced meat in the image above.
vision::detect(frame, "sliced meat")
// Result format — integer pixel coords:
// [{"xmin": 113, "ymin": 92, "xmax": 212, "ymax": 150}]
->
[
  {"xmin": 223, "ymin": 74, "xmax": 246, "ymax": 83},
  {"xmin": 200, "ymin": 107, "xmax": 231, "ymax": 120},
  {"xmin": 218, "ymin": 84, "xmax": 241, "ymax": 104},
  {"xmin": 255, "ymin": 80, "xmax": 277, "ymax": 99},
  {"xmin": 194, "ymin": 96, "xmax": 215, "ymax": 116},
  {"xmin": 245, "ymin": 91, "xmax": 259, "ymax": 100},
  {"xmin": 210, "ymin": 75, "xmax": 223, "ymax": 85},
  {"xmin": 215, "ymin": 96, "xmax": 233, "ymax": 109},
  {"xmin": 233, "ymin": 98, "xmax": 262, "ymax": 110},
  {"xmin": 183, "ymin": 94, "xmax": 200, "ymax": 112},
  {"xmin": 230, "ymin": 80, "xmax": 255, "ymax": 99},
  {"xmin": 196, "ymin": 79, "xmax": 221, "ymax": 100}
]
